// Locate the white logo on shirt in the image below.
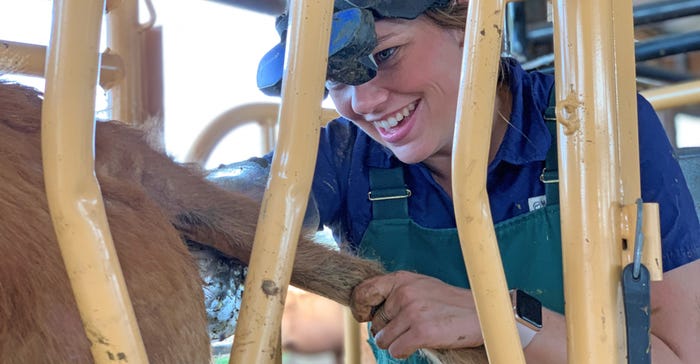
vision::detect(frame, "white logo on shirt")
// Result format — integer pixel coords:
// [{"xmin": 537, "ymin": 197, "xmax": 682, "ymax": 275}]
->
[{"xmin": 528, "ymin": 195, "xmax": 547, "ymax": 211}]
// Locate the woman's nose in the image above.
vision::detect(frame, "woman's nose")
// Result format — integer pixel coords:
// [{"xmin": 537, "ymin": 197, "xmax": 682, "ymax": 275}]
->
[{"xmin": 350, "ymin": 81, "xmax": 389, "ymax": 116}]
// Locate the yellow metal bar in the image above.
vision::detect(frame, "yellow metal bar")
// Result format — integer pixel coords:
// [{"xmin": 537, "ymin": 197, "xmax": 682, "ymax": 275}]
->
[
  {"xmin": 106, "ymin": 0, "xmax": 146, "ymax": 123},
  {"xmin": 0, "ymin": 39, "xmax": 46, "ymax": 76},
  {"xmin": 41, "ymin": 1, "xmax": 149, "ymax": 363},
  {"xmin": 612, "ymin": 0, "xmax": 663, "ymax": 282},
  {"xmin": 229, "ymin": 0, "xmax": 333, "ymax": 362},
  {"xmin": 452, "ymin": 0, "xmax": 525, "ymax": 363},
  {"xmin": 612, "ymin": 0, "xmax": 641, "ymax": 207},
  {"xmin": 183, "ymin": 103, "xmax": 338, "ymax": 165},
  {"xmin": 641, "ymin": 79, "xmax": 700, "ymax": 110},
  {"xmin": 142, "ymin": 27, "xmax": 165, "ymax": 125},
  {"xmin": 0, "ymin": 39, "xmax": 124, "ymax": 90},
  {"xmin": 263, "ymin": 121, "xmax": 277, "ymax": 157},
  {"xmin": 183, "ymin": 103, "xmax": 279, "ymax": 165},
  {"xmin": 551, "ymin": 0, "xmax": 630, "ymax": 362},
  {"xmin": 343, "ymin": 308, "xmax": 361, "ymax": 364}
]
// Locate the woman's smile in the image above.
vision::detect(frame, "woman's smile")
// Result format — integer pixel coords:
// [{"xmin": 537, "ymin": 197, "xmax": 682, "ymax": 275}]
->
[{"xmin": 372, "ymin": 101, "xmax": 418, "ymax": 143}]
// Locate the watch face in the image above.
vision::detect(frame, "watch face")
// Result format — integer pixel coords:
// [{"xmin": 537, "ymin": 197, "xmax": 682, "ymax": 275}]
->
[{"xmin": 515, "ymin": 290, "xmax": 543, "ymax": 329}]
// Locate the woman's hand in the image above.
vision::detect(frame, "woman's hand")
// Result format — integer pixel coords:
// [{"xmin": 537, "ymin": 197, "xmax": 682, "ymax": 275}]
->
[{"xmin": 350, "ymin": 270, "xmax": 484, "ymax": 358}]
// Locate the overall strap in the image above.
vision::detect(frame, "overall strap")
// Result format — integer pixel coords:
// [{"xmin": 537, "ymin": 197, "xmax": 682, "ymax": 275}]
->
[
  {"xmin": 542, "ymin": 87, "xmax": 560, "ymax": 205},
  {"xmin": 368, "ymin": 167, "xmax": 412, "ymax": 220}
]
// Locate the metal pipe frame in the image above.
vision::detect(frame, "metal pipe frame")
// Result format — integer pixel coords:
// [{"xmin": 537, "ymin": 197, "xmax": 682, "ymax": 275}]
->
[
  {"xmin": 551, "ymin": 0, "xmax": 658, "ymax": 361},
  {"xmin": 633, "ymin": 0, "xmax": 700, "ymax": 26},
  {"xmin": 613, "ymin": 0, "xmax": 664, "ymax": 280},
  {"xmin": 229, "ymin": 0, "xmax": 333, "ymax": 362},
  {"xmin": 30, "ymin": 0, "xmax": 685, "ymax": 363},
  {"xmin": 529, "ymin": 0, "xmax": 700, "ymax": 45},
  {"xmin": 641, "ymin": 79, "xmax": 700, "ymax": 109},
  {"xmin": 452, "ymin": 0, "xmax": 526, "ymax": 362},
  {"xmin": 106, "ymin": 0, "xmax": 147, "ymax": 123},
  {"xmin": 208, "ymin": 0, "xmax": 286, "ymax": 15},
  {"xmin": 41, "ymin": 0, "xmax": 149, "ymax": 363},
  {"xmin": 183, "ymin": 102, "xmax": 338, "ymax": 166},
  {"xmin": 634, "ymin": 31, "xmax": 700, "ymax": 62},
  {"xmin": 0, "ymin": 39, "xmax": 124, "ymax": 90},
  {"xmin": 184, "ymin": 103, "xmax": 280, "ymax": 165},
  {"xmin": 535, "ymin": 32, "xmax": 700, "ymax": 75},
  {"xmin": 635, "ymin": 64, "xmax": 695, "ymax": 83},
  {"xmin": 504, "ymin": 1, "xmax": 528, "ymax": 61}
]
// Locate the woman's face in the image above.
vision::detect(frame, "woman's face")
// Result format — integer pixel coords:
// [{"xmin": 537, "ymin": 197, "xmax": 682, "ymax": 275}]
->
[{"xmin": 327, "ymin": 16, "xmax": 464, "ymax": 164}]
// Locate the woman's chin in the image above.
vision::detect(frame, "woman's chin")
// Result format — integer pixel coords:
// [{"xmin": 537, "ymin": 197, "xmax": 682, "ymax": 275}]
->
[{"xmin": 391, "ymin": 149, "xmax": 426, "ymax": 165}]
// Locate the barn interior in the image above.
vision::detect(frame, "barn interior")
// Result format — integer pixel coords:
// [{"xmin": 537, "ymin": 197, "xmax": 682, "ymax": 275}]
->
[{"xmin": 0, "ymin": 1, "xmax": 699, "ymax": 364}]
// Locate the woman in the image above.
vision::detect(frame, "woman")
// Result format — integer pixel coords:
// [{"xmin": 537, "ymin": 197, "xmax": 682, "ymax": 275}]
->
[{"xmin": 258, "ymin": 0, "xmax": 700, "ymax": 362}]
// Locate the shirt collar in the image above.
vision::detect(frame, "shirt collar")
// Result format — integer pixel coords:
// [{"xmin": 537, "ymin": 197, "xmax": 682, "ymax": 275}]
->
[
  {"xmin": 489, "ymin": 58, "xmax": 555, "ymax": 169},
  {"xmin": 365, "ymin": 135, "xmax": 397, "ymax": 168}
]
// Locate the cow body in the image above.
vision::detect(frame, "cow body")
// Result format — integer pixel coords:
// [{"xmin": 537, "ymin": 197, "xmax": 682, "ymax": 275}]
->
[{"xmin": 0, "ymin": 82, "xmax": 485, "ymax": 364}]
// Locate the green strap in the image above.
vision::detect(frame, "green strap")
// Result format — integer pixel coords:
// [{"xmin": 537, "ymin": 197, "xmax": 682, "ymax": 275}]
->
[
  {"xmin": 543, "ymin": 87, "xmax": 559, "ymax": 206},
  {"xmin": 368, "ymin": 167, "xmax": 411, "ymax": 220}
]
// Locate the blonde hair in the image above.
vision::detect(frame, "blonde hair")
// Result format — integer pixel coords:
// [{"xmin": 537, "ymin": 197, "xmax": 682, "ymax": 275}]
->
[
  {"xmin": 424, "ymin": 1, "xmax": 469, "ymax": 30},
  {"xmin": 425, "ymin": 1, "xmax": 510, "ymax": 85}
]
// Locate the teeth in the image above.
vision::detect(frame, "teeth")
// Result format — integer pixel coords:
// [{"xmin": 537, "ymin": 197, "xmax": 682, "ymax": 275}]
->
[
  {"xmin": 387, "ymin": 117, "xmax": 398, "ymax": 128},
  {"xmin": 373, "ymin": 102, "xmax": 416, "ymax": 130}
]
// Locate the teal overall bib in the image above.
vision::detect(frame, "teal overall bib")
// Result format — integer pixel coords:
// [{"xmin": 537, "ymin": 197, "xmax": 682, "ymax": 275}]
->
[{"xmin": 358, "ymin": 110, "xmax": 562, "ymax": 363}]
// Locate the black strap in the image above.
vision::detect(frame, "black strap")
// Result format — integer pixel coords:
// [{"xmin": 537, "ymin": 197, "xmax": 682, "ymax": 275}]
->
[
  {"xmin": 622, "ymin": 264, "xmax": 652, "ymax": 364},
  {"xmin": 368, "ymin": 167, "xmax": 411, "ymax": 220},
  {"xmin": 542, "ymin": 87, "xmax": 559, "ymax": 206}
]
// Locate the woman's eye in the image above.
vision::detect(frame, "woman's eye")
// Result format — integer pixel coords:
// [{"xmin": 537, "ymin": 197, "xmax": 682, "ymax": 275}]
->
[{"xmin": 373, "ymin": 47, "xmax": 397, "ymax": 65}]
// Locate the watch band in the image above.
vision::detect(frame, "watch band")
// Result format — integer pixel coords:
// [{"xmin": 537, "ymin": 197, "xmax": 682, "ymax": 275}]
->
[{"xmin": 516, "ymin": 320, "xmax": 539, "ymax": 348}]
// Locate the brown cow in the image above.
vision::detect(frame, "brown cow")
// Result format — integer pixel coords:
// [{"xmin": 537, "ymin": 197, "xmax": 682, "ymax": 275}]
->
[{"xmin": 0, "ymin": 82, "xmax": 485, "ymax": 364}]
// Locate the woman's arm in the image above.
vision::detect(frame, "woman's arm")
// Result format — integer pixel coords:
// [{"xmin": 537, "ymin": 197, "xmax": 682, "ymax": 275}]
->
[
  {"xmin": 351, "ymin": 260, "xmax": 700, "ymax": 363},
  {"xmin": 524, "ymin": 259, "xmax": 700, "ymax": 363},
  {"xmin": 648, "ymin": 259, "xmax": 700, "ymax": 363}
]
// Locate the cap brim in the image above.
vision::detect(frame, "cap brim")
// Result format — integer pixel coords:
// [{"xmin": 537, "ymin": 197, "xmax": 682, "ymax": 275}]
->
[{"xmin": 257, "ymin": 42, "xmax": 286, "ymax": 96}]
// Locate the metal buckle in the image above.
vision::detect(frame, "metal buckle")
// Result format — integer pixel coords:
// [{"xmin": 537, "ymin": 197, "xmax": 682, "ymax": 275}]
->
[
  {"xmin": 539, "ymin": 167, "xmax": 559, "ymax": 184},
  {"xmin": 367, "ymin": 189, "xmax": 412, "ymax": 201}
]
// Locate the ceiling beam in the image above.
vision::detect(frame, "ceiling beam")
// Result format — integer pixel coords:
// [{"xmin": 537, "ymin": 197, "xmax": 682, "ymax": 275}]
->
[{"xmin": 207, "ymin": 0, "xmax": 286, "ymax": 15}]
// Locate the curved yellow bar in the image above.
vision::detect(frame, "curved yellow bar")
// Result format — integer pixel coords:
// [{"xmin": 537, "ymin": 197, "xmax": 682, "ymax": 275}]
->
[
  {"xmin": 183, "ymin": 103, "xmax": 339, "ymax": 165},
  {"xmin": 452, "ymin": 0, "xmax": 526, "ymax": 363},
  {"xmin": 229, "ymin": 0, "xmax": 333, "ymax": 362},
  {"xmin": 41, "ymin": 1, "xmax": 149, "ymax": 363},
  {"xmin": 641, "ymin": 79, "xmax": 700, "ymax": 111},
  {"xmin": 184, "ymin": 103, "xmax": 279, "ymax": 165}
]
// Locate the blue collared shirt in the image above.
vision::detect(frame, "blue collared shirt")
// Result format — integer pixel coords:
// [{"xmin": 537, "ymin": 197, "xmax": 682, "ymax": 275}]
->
[{"xmin": 307, "ymin": 59, "xmax": 700, "ymax": 272}]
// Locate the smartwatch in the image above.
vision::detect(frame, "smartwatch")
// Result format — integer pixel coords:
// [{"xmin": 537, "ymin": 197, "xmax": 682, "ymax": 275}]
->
[{"xmin": 511, "ymin": 289, "xmax": 543, "ymax": 348}]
